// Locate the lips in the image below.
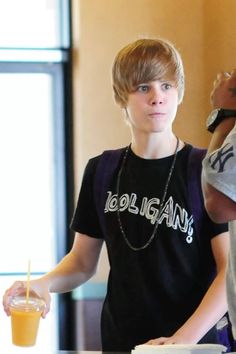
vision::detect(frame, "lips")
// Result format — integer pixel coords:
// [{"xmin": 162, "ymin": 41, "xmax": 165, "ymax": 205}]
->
[{"xmin": 148, "ymin": 112, "xmax": 166, "ymax": 117}]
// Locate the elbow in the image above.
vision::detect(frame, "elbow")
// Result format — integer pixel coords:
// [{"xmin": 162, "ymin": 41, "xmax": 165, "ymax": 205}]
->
[
  {"xmin": 89, "ymin": 267, "xmax": 97, "ymax": 279},
  {"xmin": 85, "ymin": 264, "xmax": 98, "ymax": 281}
]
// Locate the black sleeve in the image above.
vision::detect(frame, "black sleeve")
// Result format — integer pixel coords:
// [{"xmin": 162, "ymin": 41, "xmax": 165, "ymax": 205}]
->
[
  {"xmin": 70, "ymin": 156, "xmax": 103, "ymax": 239},
  {"xmin": 204, "ymin": 212, "xmax": 228, "ymax": 240}
]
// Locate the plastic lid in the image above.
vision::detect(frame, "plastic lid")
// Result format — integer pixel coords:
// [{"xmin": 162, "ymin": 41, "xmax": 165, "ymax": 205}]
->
[{"xmin": 9, "ymin": 296, "xmax": 45, "ymax": 312}]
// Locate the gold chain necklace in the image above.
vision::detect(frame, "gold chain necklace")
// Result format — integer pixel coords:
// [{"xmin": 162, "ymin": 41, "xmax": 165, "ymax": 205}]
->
[{"xmin": 116, "ymin": 137, "xmax": 180, "ymax": 251}]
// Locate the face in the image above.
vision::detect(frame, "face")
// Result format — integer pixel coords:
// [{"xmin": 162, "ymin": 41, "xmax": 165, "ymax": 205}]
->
[{"xmin": 125, "ymin": 80, "xmax": 179, "ymax": 136}]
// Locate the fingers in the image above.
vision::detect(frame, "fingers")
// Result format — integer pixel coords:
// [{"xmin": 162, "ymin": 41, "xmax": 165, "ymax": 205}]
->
[
  {"xmin": 219, "ymin": 70, "xmax": 236, "ymax": 78},
  {"xmin": 145, "ymin": 333, "xmax": 186, "ymax": 345},
  {"xmin": 146, "ymin": 337, "xmax": 175, "ymax": 345},
  {"xmin": 41, "ymin": 293, "xmax": 51, "ymax": 318},
  {"xmin": 2, "ymin": 281, "xmax": 26, "ymax": 316},
  {"xmin": 213, "ymin": 71, "xmax": 229, "ymax": 90},
  {"xmin": 29, "ymin": 280, "xmax": 51, "ymax": 318},
  {"xmin": 215, "ymin": 69, "xmax": 236, "ymax": 84},
  {"xmin": 2, "ymin": 280, "xmax": 51, "ymax": 319},
  {"xmin": 214, "ymin": 70, "xmax": 236, "ymax": 85},
  {"xmin": 216, "ymin": 72, "xmax": 230, "ymax": 81},
  {"xmin": 230, "ymin": 69, "xmax": 236, "ymax": 78},
  {"xmin": 210, "ymin": 69, "xmax": 236, "ymax": 108},
  {"xmin": 30, "ymin": 278, "xmax": 51, "ymax": 317}
]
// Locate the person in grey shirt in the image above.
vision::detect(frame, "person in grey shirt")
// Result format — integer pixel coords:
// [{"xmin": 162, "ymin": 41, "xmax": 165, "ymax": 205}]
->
[{"xmin": 202, "ymin": 69, "xmax": 236, "ymax": 338}]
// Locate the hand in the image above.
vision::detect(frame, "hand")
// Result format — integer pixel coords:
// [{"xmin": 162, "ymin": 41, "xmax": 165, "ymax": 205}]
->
[
  {"xmin": 145, "ymin": 337, "xmax": 179, "ymax": 345},
  {"xmin": 2, "ymin": 278, "xmax": 51, "ymax": 318},
  {"xmin": 145, "ymin": 334, "xmax": 192, "ymax": 345},
  {"xmin": 211, "ymin": 69, "xmax": 236, "ymax": 109}
]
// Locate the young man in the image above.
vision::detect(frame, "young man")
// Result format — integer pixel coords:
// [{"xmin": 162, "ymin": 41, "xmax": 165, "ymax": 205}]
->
[
  {"xmin": 202, "ymin": 69, "xmax": 236, "ymax": 340},
  {"xmin": 3, "ymin": 38, "xmax": 229, "ymax": 351}
]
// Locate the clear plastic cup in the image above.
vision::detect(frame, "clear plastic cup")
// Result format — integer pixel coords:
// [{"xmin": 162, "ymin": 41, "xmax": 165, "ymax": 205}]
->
[{"xmin": 9, "ymin": 295, "xmax": 45, "ymax": 347}]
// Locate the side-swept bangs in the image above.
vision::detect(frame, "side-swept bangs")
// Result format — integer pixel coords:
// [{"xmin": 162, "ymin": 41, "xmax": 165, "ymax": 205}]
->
[{"xmin": 112, "ymin": 38, "xmax": 184, "ymax": 107}]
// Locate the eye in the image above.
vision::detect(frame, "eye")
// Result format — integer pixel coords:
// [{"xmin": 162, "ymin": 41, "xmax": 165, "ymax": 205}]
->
[
  {"xmin": 162, "ymin": 83, "xmax": 172, "ymax": 90},
  {"xmin": 137, "ymin": 84, "xmax": 150, "ymax": 93}
]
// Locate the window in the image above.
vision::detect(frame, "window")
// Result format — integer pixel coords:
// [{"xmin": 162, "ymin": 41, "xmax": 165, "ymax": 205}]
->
[
  {"xmin": 0, "ymin": 0, "xmax": 73, "ymax": 350},
  {"xmin": 0, "ymin": 0, "xmax": 69, "ymax": 48}
]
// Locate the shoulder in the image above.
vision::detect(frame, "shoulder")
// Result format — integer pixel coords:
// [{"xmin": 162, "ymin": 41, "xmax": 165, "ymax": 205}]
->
[
  {"xmin": 184, "ymin": 144, "xmax": 207, "ymax": 176},
  {"xmin": 178, "ymin": 144, "xmax": 206, "ymax": 170},
  {"xmin": 83, "ymin": 155, "xmax": 100, "ymax": 177},
  {"xmin": 98, "ymin": 147, "xmax": 126, "ymax": 163},
  {"xmin": 187, "ymin": 144, "xmax": 207, "ymax": 160},
  {"xmin": 84, "ymin": 147, "xmax": 126, "ymax": 175}
]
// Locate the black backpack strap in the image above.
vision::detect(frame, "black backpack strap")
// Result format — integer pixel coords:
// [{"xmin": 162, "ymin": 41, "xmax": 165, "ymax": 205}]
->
[
  {"xmin": 94, "ymin": 148, "xmax": 125, "ymax": 237},
  {"xmin": 187, "ymin": 146, "xmax": 207, "ymax": 238}
]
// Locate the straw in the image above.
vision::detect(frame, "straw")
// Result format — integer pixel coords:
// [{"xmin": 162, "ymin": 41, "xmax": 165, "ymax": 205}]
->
[{"xmin": 26, "ymin": 259, "xmax": 31, "ymax": 304}]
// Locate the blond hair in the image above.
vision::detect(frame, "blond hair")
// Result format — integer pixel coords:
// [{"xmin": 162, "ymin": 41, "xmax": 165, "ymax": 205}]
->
[{"xmin": 112, "ymin": 38, "xmax": 185, "ymax": 107}]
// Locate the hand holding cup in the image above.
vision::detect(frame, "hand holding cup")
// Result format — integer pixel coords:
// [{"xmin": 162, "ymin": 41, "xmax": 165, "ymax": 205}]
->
[{"xmin": 2, "ymin": 278, "xmax": 51, "ymax": 318}]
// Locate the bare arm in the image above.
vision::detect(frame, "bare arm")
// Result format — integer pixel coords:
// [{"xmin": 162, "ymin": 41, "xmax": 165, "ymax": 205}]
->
[
  {"xmin": 42, "ymin": 233, "xmax": 104, "ymax": 293},
  {"xmin": 3, "ymin": 233, "xmax": 104, "ymax": 317},
  {"xmin": 202, "ymin": 69, "xmax": 236, "ymax": 223},
  {"xmin": 202, "ymin": 118, "xmax": 236, "ymax": 223},
  {"xmin": 202, "ymin": 179, "xmax": 236, "ymax": 223},
  {"xmin": 146, "ymin": 231, "xmax": 229, "ymax": 344}
]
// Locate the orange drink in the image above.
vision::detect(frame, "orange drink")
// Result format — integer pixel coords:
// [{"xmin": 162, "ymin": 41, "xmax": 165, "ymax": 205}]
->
[{"xmin": 9, "ymin": 296, "xmax": 45, "ymax": 347}]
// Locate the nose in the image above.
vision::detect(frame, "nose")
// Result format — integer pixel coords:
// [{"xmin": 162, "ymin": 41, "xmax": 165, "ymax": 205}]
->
[{"xmin": 149, "ymin": 88, "xmax": 163, "ymax": 105}]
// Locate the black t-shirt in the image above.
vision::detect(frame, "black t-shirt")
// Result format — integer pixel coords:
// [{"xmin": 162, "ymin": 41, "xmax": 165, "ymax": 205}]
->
[{"xmin": 71, "ymin": 144, "xmax": 228, "ymax": 351}]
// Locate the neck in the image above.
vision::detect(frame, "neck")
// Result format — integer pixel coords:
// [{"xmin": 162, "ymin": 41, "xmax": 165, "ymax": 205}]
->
[{"xmin": 130, "ymin": 134, "xmax": 182, "ymax": 159}]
